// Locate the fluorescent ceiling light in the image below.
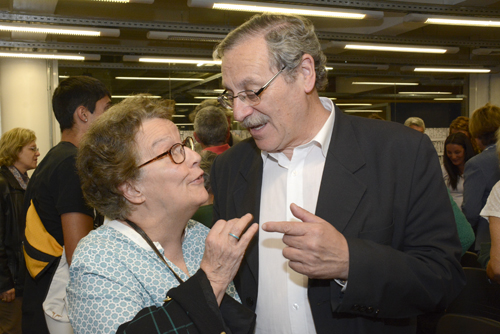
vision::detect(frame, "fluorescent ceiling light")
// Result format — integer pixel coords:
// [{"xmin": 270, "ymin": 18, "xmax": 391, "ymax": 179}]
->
[
  {"xmin": 405, "ymin": 13, "xmax": 500, "ymax": 27},
  {"xmin": 187, "ymin": 0, "xmax": 383, "ymax": 19},
  {"xmin": 176, "ymin": 103, "xmax": 201, "ymax": 106},
  {"xmin": 0, "ymin": 22, "xmax": 119, "ymax": 37},
  {"xmin": 414, "ymin": 67, "xmax": 491, "ymax": 73},
  {"xmin": 147, "ymin": 31, "xmax": 226, "ymax": 42},
  {"xmin": 434, "ymin": 98, "xmax": 464, "ymax": 101},
  {"xmin": 345, "ymin": 44, "xmax": 452, "ymax": 54},
  {"xmin": 195, "ymin": 96, "xmax": 218, "ymax": 99},
  {"xmin": 59, "ymin": 75, "xmax": 70, "ymax": 79},
  {"xmin": 336, "ymin": 103, "xmax": 372, "ymax": 106},
  {"xmin": 398, "ymin": 92, "xmax": 452, "ymax": 95},
  {"xmin": 112, "ymin": 95, "xmax": 162, "ymax": 99},
  {"xmin": 115, "ymin": 76, "xmax": 203, "ymax": 81},
  {"xmin": 328, "ymin": 97, "xmax": 337, "ymax": 101},
  {"xmin": 344, "ymin": 110, "xmax": 383, "ymax": 113},
  {"xmin": 0, "ymin": 51, "xmax": 99, "ymax": 61},
  {"xmin": 326, "ymin": 67, "xmax": 333, "ymax": 70},
  {"xmin": 123, "ymin": 55, "xmax": 221, "ymax": 66},
  {"xmin": 352, "ymin": 82, "xmax": 418, "ymax": 86},
  {"xmin": 213, "ymin": 89, "xmax": 224, "ymax": 93},
  {"xmin": 91, "ymin": 0, "xmax": 154, "ymax": 3},
  {"xmin": 326, "ymin": 62, "xmax": 389, "ymax": 70}
]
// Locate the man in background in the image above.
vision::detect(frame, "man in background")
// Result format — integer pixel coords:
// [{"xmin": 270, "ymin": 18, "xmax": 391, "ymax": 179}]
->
[
  {"xmin": 23, "ymin": 76, "xmax": 111, "ymax": 334},
  {"xmin": 193, "ymin": 106, "xmax": 231, "ymax": 155}
]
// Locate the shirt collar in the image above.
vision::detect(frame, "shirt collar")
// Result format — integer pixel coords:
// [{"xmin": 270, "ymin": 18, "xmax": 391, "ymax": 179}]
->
[
  {"xmin": 261, "ymin": 96, "xmax": 335, "ymax": 163},
  {"xmin": 105, "ymin": 217, "xmax": 189, "ymax": 253}
]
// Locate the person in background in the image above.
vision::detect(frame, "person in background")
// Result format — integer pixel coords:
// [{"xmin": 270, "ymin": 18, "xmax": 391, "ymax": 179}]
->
[
  {"xmin": 0, "ymin": 128, "xmax": 39, "ymax": 334},
  {"xmin": 442, "ymin": 132, "xmax": 476, "ymax": 209},
  {"xmin": 189, "ymin": 99, "xmax": 241, "ymax": 150},
  {"xmin": 193, "ymin": 106, "xmax": 231, "ymax": 155},
  {"xmin": 22, "ymin": 76, "xmax": 111, "ymax": 334},
  {"xmin": 404, "ymin": 116, "xmax": 426, "ymax": 133},
  {"xmin": 479, "ymin": 130, "xmax": 500, "ymax": 284},
  {"xmin": 191, "ymin": 150, "xmax": 218, "ymax": 228},
  {"xmin": 367, "ymin": 113, "xmax": 385, "ymax": 121},
  {"xmin": 69, "ymin": 95, "xmax": 257, "ymax": 334},
  {"xmin": 462, "ymin": 103, "xmax": 500, "ymax": 252},
  {"xmin": 449, "ymin": 116, "xmax": 480, "ymax": 154},
  {"xmin": 211, "ymin": 13, "xmax": 464, "ymax": 334}
]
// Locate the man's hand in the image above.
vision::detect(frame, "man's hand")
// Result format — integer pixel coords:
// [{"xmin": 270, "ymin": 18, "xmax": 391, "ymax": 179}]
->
[
  {"xmin": 0, "ymin": 288, "xmax": 15, "ymax": 302},
  {"xmin": 262, "ymin": 203, "xmax": 349, "ymax": 280}
]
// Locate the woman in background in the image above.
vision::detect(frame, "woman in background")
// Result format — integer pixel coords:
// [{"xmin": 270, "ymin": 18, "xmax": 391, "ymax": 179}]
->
[
  {"xmin": 0, "ymin": 128, "xmax": 39, "ymax": 334},
  {"xmin": 449, "ymin": 116, "xmax": 480, "ymax": 154},
  {"xmin": 442, "ymin": 132, "xmax": 476, "ymax": 209}
]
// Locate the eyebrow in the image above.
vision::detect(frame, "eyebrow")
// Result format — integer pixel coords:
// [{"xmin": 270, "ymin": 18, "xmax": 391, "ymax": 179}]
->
[
  {"xmin": 151, "ymin": 137, "xmax": 173, "ymax": 150},
  {"xmin": 224, "ymin": 77, "xmax": 259, "ymax": 93}
]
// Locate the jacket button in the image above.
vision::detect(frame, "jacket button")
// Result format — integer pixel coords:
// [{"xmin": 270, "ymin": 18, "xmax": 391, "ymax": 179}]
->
[
  {"xmin": 246, "ymin": 297, "xmax": 254, "ymax": 307},
  {"xmin": 367, "ymin": 307, "xmax": 374, "ymax": 313},
  {"xmin": 352, "ymin": 304, "xmax": 360, "ymax": 311}
]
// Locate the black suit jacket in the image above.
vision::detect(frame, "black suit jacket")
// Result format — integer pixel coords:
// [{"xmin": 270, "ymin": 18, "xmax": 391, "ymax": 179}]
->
[{"xmin": 211, "ymin": 107, "xmax": 465, "ymax": 333}]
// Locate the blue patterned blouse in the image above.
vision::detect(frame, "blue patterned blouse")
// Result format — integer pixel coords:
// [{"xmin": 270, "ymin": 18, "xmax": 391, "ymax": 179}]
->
[{"xmin": 67, "ymin": 218, "xmax": 240, "ymax": 334}]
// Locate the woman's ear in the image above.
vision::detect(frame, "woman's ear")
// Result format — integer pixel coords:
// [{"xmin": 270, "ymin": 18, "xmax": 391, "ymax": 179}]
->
[
  {"xmin": 118, "ymin": 181, "xmax": 145, "ymax": 205},
  {"xmin": 300, "ymin": 54, "xmax": 317, "ymax": 94}
]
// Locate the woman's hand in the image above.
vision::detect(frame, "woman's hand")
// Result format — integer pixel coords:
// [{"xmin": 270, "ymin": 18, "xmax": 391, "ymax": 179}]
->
[
  {"xmin": 200, "ymin": 213, "xmax": 258, "ymax": 305},
  {"xmin": 0, "ymin": 288, "xmax": 15, "ymax": 302}
]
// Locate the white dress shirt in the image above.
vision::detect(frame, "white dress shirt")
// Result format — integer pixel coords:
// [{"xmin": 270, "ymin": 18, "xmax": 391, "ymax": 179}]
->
[{"xmin": 255, "ymin": 97, "xmax": 335, "ymax": 334}]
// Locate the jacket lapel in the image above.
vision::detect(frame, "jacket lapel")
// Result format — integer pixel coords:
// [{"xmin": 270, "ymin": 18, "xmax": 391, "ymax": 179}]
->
[
  {"xmin": 232, "ymin": 140, "xmax": 262, "ymax": 283},
  {"xmin": 316, "ymin": 107, "xmax": 367, "ymax": 233}
]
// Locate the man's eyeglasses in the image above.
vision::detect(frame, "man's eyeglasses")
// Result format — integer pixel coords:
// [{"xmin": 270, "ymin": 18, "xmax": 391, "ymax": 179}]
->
[
  {"xmin": 138, "ymin": 137, "xmax": 195, "ymax": 168},
  {"xmin": 218, "ymin": 66, "xmax": 286, "ymax": 109},
  {"xmin": 28, "ymin": 147, "xmax": 39, "ymax": 152}
]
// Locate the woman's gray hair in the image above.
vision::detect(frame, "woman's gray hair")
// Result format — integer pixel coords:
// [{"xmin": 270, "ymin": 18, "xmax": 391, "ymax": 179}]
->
[{"xmin": 214, "ymin": 13, "xmax": 328, "ymax": 91}]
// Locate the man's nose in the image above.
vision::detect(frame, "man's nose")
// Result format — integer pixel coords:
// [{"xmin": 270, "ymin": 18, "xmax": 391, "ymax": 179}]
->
[{"xmin": 232, "ymin": 98, "xmax": 253, "ymax": 122}]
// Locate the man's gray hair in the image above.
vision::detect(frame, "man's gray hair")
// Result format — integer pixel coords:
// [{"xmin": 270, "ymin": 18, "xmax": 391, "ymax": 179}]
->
[
  {"xmin": 404, "ymin": 117, "xmax": 426, "ymax": 131},
  {"xmin": 214, "ymin": 13, "xmax": 328, "ymax": 91},
  {"xmin": 194, "ymin": 106, "xmax": 229, "ymax": 146}
]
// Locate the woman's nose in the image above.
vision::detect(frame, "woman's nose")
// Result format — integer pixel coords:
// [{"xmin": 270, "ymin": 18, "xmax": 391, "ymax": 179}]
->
[{"xmin": 186, "ymin": 145, "xmax": 201, "ymax": 166}]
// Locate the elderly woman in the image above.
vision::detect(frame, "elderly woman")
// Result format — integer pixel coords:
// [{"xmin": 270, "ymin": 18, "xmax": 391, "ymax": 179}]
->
[
  {"xmin": 0, "ymin": 128, "xmax": 39, "ymax": 334},
  {"xmin": 68, "ymin": 96, "xmax": 258, "ymax": 334}
]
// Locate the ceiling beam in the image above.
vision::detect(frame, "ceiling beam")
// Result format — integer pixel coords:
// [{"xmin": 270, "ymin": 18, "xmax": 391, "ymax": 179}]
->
[{"xmin": 283, "ymin": 0, "xmax": 500, "ymax": 16}]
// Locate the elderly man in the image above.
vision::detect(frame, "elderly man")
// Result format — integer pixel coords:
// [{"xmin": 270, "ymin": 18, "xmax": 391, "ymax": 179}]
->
[
  {"xmin": 210, "ymin": 13, "xmax": 465, "ymax": 334},
  {"xmin": 193, "ymin": 106, "xmax": 231, "ymax": 154}
]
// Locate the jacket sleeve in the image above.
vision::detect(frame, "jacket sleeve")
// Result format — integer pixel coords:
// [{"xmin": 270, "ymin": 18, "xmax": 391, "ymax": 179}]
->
[
  {"xmin": 116, "ymin": 270, "xmax": 255, "ymax": 334},
  {"xmin": 462, "ymin": 159, "xmax": 486, "ymax": 228},
  {"xmin": 0, "ymin": 178, "xmax": 14, "ymax": 294}
]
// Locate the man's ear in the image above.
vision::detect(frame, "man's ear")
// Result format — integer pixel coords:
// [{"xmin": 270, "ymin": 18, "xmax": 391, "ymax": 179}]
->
[
  {"xmin": 193, "ymin": 132, "xmax": 201, "ymax": 143},
  {"xmin": 300, "ymin": 54, "xmax": 317, "ymax": 94},
  {"xmin": 118, "ymin": 181, "xmax": 145, "ymax": 205},
  {"xmin": 75, "ymin": 105, "xmax": 89, "ymax": 123}
]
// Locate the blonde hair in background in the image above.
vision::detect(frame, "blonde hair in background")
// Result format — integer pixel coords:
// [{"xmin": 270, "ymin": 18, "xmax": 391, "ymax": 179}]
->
[{"xmin": 0, "ymin": 128, "xmax": 36, "ymax": 167}]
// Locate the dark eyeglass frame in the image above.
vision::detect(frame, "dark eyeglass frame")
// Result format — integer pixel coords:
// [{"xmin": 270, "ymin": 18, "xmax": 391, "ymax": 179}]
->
[
  {"xmin": 138, "ymin": 136, "xmax": 195, "ymax": 168},
  {"xmin": 218, "ymin": 65, "xmax": 286, "ymax": 109}
]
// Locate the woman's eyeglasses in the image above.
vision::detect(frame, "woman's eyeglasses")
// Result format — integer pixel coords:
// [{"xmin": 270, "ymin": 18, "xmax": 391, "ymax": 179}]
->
[{"xmin": 138, "ymin": 137, "xmax": 195, "ymax": 168}]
